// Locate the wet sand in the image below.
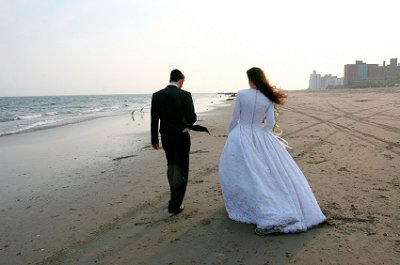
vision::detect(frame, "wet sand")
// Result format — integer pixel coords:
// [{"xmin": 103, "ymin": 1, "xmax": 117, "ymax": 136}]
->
[{"xmin": 0, "ymin": 88, "xmax": 399, "ymax": 264}]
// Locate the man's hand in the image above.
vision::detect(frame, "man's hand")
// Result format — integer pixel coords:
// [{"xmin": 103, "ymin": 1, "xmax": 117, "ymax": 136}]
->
[{"xmin": 152, "ymin": 143, "xmax": 160, "ymax": 150}]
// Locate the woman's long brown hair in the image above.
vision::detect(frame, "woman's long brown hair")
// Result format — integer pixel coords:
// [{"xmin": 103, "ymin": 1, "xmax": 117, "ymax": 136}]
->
[{"xmin": 246, "ymin": 67, "xmax": 287, "ymax": 105}]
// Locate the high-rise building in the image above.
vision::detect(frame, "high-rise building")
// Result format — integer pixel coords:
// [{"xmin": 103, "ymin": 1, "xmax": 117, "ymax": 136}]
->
[
  {"xmin": 322, "ymin": 74, "xmax": 343, "ymax": 89},
  {"xmin": 309, "ymin": 70, "xmax": 321, "ymax": 90},
  {"xmin": 344, "ymin": 58, "xmax": 400, "ymax": 88},
  {"xmin": 308, "ymin": 70, "xmax": 343, "ymax": 89}
]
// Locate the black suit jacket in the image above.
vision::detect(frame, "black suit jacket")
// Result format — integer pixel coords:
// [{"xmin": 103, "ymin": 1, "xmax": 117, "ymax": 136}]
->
[{"xmin": 151, "ymin": 85, "xmax": 197, "ymax": 145}]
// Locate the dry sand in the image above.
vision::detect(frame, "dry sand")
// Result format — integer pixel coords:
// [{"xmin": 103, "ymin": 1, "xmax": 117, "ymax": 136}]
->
[{"xmin": 0, "ymin": 88, "xmax": 399, "ymax": 265}]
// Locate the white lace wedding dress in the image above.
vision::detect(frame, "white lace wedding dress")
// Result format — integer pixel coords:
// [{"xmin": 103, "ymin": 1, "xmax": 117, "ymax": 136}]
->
[{"xmin": 218, "ymin": 89, "xmax": 326, "ymax": 232}]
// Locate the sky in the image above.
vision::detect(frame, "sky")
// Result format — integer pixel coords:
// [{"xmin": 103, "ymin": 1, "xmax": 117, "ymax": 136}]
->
[{"xmin": 0, "ymin": 0, "xmax": 399, "ymax": 96}]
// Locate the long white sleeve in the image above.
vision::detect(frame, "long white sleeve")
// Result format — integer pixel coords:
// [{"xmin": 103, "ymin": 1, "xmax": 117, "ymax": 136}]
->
[
  {"xmin": 227, "ymin": 95, "xmax": 241, "ymax": 134},
  {"xmin": 265, "ymin": 103, "xmax": 275, "ymax": 130}
]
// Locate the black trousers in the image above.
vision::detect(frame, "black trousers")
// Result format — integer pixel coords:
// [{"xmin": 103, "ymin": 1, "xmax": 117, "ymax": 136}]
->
[{"xmin": 161, "ymin": 132, "xmax": 190, "ymax": 212}]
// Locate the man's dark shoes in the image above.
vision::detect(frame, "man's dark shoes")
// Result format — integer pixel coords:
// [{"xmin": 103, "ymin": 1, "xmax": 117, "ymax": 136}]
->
[{"xmin": 168, "ymin": 204, "xmax": 185, "ymax": 215}]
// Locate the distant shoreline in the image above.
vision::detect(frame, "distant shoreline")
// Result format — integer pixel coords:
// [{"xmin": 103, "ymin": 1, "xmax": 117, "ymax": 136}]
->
[{"xmin": 0, "ymin": 93, "xmax": 227, "ymax": 138}]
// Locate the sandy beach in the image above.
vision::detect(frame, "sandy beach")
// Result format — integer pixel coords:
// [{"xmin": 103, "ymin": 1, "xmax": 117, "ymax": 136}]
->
[{"xmin": 1, "ymin": 88, "xmax": 399, "ymax": 265}]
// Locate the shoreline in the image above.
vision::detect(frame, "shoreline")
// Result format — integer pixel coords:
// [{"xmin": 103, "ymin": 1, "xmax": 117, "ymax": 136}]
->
[
  {"xmin": 1, "ymin": 88, "xmax": 399, "ymax": 264},
  {"xmin": 0, "ymin": 93, "xmax": 227, "ymax": 138}
]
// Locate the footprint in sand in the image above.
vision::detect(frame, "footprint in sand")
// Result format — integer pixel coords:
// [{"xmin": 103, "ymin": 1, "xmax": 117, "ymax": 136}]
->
[{"xmin": 190, "ymin": 149, "xmax": 209, "ymax": 154}]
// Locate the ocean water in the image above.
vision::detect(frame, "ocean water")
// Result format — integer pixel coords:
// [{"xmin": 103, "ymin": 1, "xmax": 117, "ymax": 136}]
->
[{"xmin": 0, "ymin": 93, "xmax": 227, "ymax": 137}]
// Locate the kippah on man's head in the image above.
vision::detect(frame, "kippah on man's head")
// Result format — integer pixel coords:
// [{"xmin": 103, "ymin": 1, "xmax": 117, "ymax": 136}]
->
[{"xmin": 170, "ymin": 69, "xmax": 185, "ymax": 82}]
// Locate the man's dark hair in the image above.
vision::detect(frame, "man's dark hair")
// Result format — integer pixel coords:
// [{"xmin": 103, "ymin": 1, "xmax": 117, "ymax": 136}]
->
[{"xmin": 170, "ymin": 69, "xmax": 185, "ymax": 82}]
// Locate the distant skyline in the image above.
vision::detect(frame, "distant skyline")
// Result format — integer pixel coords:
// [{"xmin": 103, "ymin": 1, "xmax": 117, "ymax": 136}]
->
[{"xmin": 1, "ymin": 0, "xmax": 399, "ymax": 96}]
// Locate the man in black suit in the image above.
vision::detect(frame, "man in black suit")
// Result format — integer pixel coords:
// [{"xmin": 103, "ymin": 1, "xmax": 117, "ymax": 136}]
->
[{"xmin": 151, "ymin": 69, "xmax": 197, "ymax": 214}]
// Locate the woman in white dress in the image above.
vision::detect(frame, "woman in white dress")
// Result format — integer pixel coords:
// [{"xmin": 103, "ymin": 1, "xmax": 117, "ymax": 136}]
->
[{"xmin": 219, "ymin": 67, "xmax": 326, "ymax": 235}]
